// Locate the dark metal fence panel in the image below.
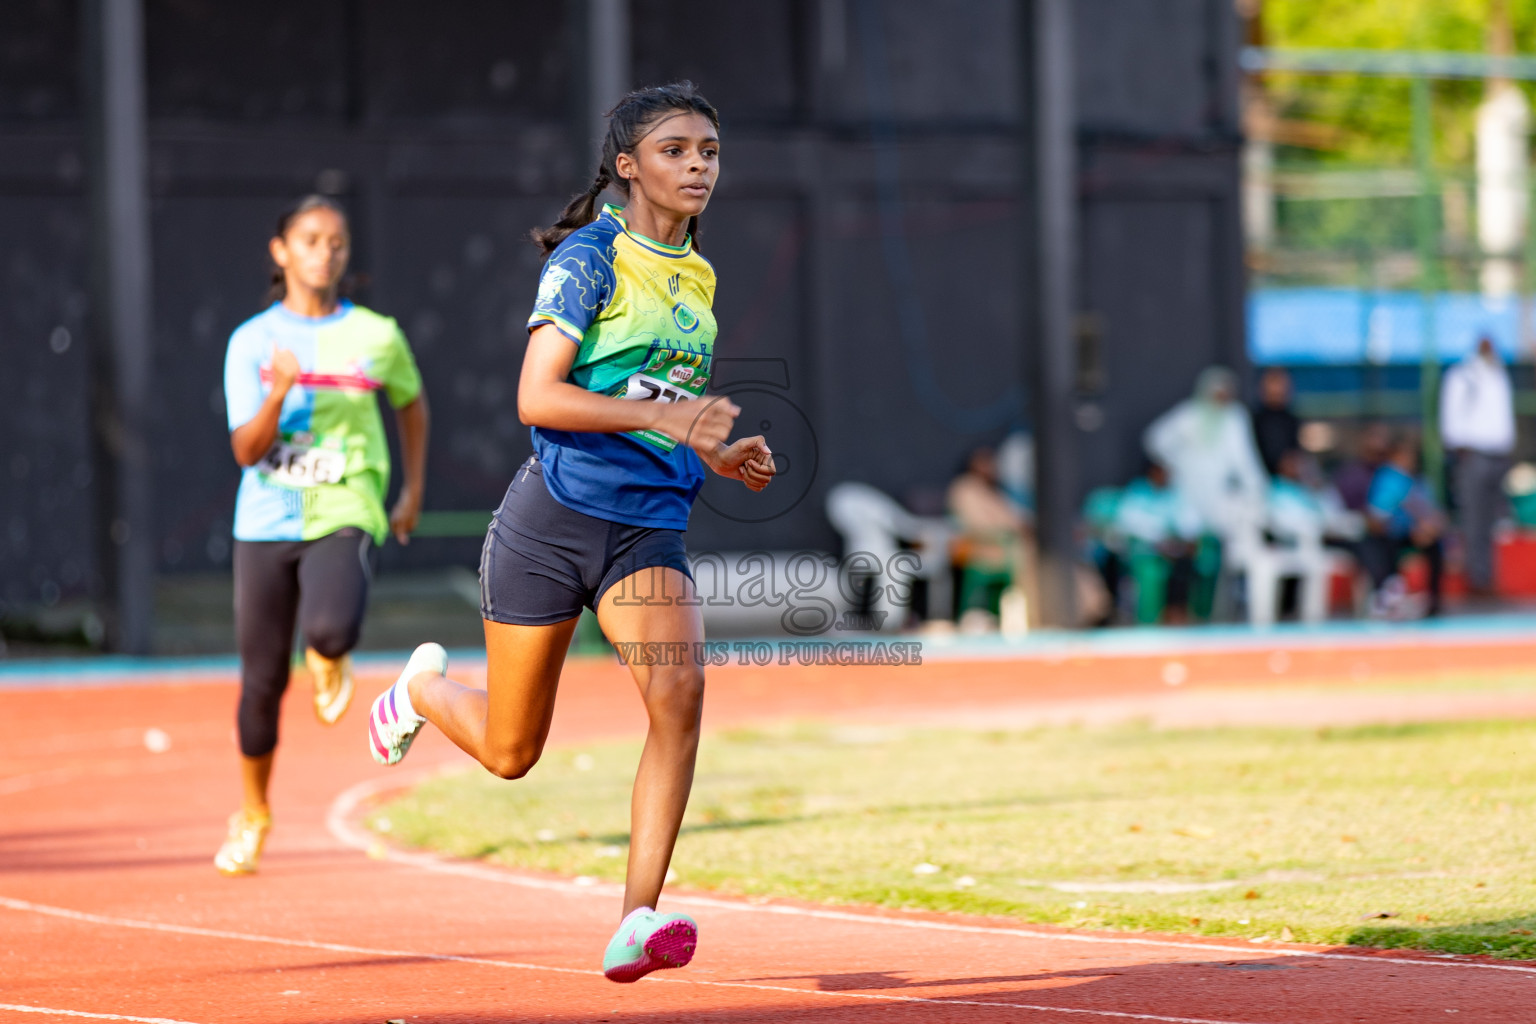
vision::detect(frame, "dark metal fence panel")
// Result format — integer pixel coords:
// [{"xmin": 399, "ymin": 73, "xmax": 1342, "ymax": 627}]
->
[
  {"xmin": 0, "ymin": 187, "xmax": 94, "ymax": 610},
  {"xmin": 0, "ymin": 0, "xmax": 80, "ymax": 121},
  {"xmin": 1069, "ymin": 0, "xmax": 1247, "ymax": 494}
]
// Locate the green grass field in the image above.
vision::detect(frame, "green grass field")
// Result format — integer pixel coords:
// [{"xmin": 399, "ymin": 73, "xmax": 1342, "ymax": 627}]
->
[{"xmin": 372, "ymin": 717, "xmax": 1536, "ymax": 958}]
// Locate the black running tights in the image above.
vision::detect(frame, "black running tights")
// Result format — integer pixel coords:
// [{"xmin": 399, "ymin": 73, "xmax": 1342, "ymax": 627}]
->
[{"xmin": 233, "ymin": 527, "xmax": 374, "ymax": 757}]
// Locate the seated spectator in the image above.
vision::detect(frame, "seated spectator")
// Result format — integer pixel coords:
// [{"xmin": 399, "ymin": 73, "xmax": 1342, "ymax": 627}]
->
[
  {"xmin": 1361, "ymin": 434, "xmax": 1447, "ymax": 619},
  {"xmin": 1265, "ymin": 449, "xmax": 1331, "ymax": 621},
  {"xmin": 1267, "ymin": 448, "xmax": 1326, "ymax": 541},
  {"xmin": 1112, "ymin": 460, "xmax": 1217, "ymax": 624},
  {"xmin": 947, "ymin": 446, "xmax": 1035, "ymax": 626},
  {"xmin": 994, "ymin": 430, "xmax": 1037, "ymax": 517},
  {"xmin": 1080, "ymin": 485, "xmax": 1124, "ymax": 627},
  {"xmin": 1270, "ymin": 444, "xmax": 1359, "ymax": 543},
  {"xmin": 1333, "ymin": 422, "xmax": 1391, "ymax": 513},
  {"xmin": 1252, "ymin": 367, "xmax": 1300, "ymax": 478}
]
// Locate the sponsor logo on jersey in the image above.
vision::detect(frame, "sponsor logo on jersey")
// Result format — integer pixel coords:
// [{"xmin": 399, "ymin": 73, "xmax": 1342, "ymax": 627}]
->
[
  {"xmin": 671, "ymin": 302, "xmax": 699, "ymax": 333},
  {"xmin": 668, "ymin": 365, "xmax": 695, "ymax": 384},
  {"xmin": 536, "ymin": 266, "xmax": 572, "ymax": 306}
]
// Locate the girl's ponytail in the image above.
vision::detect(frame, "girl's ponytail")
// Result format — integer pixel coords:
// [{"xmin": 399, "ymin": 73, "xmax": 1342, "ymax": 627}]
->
[{"xmin": 531, "ymin": 167, "xmax": 613, "ymax": 257}]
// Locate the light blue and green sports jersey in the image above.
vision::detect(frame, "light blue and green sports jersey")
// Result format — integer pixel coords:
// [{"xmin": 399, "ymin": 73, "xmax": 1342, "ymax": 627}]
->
[{"xmin": 224, "ymin": 301, "xmax": 422, "ymax": 544}]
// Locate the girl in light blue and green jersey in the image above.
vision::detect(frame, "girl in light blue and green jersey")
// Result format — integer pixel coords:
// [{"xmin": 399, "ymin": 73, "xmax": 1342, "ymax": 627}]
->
[
  {"xmin": 365, "ymin": 83, "xmax": 777, "ymax": 983},
  {"xmin": 216, "ymin": 195, "xmax": 429, "ymax": 876}
]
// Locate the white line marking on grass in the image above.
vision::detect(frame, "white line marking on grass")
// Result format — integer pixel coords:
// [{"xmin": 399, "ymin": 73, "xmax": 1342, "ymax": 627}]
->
[
  {"xmin": 327, "ymin": 771, "xmax": 1536, "ymax": 978},
  {"xmin": 0, "ymin": 895, "xmax": 1276, "ymax": 1024},
  {"xmin": 0, "ymin": 1004, "xmax": 204, "ymax": 1024},
  {"xmin": 1047, "ymin": 881, "xmax": 1240, "ymax": 895}
]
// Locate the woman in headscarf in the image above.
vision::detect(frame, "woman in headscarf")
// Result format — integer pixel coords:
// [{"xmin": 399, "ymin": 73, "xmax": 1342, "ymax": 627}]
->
[{"xmin": 1142, "ymin": 366, "xmax": 1268, "ymax": 539}]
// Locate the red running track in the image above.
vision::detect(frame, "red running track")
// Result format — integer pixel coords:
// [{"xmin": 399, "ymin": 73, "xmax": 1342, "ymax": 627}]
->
[{"xmin": 5, "ymin": 642, "xmax": 1536, "ymax": 1023}]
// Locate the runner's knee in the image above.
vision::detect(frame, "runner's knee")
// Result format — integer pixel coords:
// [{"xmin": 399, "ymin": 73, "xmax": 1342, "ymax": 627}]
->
[
  {"xmin": 237, "ymin": 684, "xmax": 283, "ymax": 758},
  {"xmin": 484, "ymin": 742, "xmax": 543, "ymax": 781},
  {"xmin": 643, "ymin": 664, "xmax": 705, "ymax": 735},
  {"xmin": 303, "ymin": 611, "xmax": 362, "ymax": 659}
]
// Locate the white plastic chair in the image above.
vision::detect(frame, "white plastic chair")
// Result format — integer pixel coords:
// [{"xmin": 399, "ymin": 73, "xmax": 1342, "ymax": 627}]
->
[
  {"xmin": 686, "ymin": 550, "xmax": 849, "ymax": 636},
  {"xmin": 1222, "ymin": 500, "xmax": 1331, "ymax": 628},
  {"xmin": 825, "ymin": 482, "xmax": 955, "ymax": 630}
]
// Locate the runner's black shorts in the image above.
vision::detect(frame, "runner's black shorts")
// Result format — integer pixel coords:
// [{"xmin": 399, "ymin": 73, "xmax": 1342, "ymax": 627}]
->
[{"xmin": 479, "ymin": 455, "xmax": 693, "ymax": 625}]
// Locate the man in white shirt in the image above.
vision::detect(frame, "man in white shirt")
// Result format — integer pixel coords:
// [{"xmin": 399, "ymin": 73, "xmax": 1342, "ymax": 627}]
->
[{"xmin": 1439, "ymin": 336, "xmax": 1516, "ymax": 594}]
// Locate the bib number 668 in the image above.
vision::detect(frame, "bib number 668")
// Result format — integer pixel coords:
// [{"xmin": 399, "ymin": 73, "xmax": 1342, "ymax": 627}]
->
[{"xmin": 258, "ymin": 442, "xmax": 345, "ymax": 487}]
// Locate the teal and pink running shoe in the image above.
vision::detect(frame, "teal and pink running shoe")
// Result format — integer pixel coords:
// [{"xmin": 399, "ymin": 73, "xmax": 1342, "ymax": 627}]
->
[
  {"xmin": 368, "ymin": 643, "xmax": 445, "ymax": 766},
  {"xmin": 602, "ymin": 909, "xmax": 698, "ymax": 983}
]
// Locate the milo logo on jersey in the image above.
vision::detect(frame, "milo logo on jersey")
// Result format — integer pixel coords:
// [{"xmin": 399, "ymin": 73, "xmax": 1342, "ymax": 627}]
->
[{"xmin": 616, "ymin": 341, "xmax": 713, "ymax": 452}]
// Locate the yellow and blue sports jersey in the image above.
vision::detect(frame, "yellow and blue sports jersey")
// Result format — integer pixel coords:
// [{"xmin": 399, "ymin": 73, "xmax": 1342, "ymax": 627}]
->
[{"xmin": 527, "ymin": 204, "xmax": 717, "ymax": 529}]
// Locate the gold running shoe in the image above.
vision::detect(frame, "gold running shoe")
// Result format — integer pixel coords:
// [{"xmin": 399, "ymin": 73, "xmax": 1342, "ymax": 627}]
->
[
  {"xmin": 214, "ymin": 808, "xmax": 271, "ymax": 876},
  {"xmin": 306, "ymin": 648, "xmax": 355, "ymax": 725}
]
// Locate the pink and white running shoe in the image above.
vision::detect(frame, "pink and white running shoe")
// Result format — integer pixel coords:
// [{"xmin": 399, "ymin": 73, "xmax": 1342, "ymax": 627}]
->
[
  {"xmin": 368, "ymin": 643, "xmax": 446, "ymax": 766},
  {"xmin": 602, "ymin": 909, "xmax": 698, "ymax": 983}
]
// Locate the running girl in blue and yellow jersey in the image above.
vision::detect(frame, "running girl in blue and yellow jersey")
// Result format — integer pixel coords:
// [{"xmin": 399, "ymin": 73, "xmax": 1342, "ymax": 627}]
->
[
  {"xmin": 367, "ymin": 82, "xmax": 773, "ymax": 982},
  {"xmin": 217, "ymin": 196, "xmax": 430, "ymax": 875}
]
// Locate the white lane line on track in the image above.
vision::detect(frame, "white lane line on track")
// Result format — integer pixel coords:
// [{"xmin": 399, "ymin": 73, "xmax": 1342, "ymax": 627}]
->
[
  {"xmin": 4, "ymin": 722, "xmax": 225, "ymax": 759},
  {"xmin": 0, "ymin": 1004, "xmax": 204, "ymax": 1024},
  {"xmin": 0, "ymin": 756, "xmax": 194, "ymax": 798},
  {"xmin": 0, "ymin": 895, "xmax": 1274, "ymax": 1024},
  {"xmin": 4, "ymin": 727, "xmax": 155, "ymax": 758},
  {"xmin": 328, "ymin": 771, "xmax": 1536, "ymax": 978}
]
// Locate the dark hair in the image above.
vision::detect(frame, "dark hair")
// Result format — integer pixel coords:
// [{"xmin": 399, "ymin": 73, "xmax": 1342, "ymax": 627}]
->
[
  {"xmin": 1388, "ymin": 429, "xmax": 1421, "ymax": 457},
  {"xmin": 531, "ymin": 81, "xmax": 719, "ymax": 257},
  {"xmin": 267, "ymin": 194, "xmax": 350, "ymax": 303}
]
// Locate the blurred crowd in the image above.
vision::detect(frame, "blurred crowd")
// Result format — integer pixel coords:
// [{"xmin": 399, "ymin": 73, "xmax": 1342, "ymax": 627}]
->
[{"xmin": 935, "ymin": 339, "xmax": 1520, "ymax": 631}]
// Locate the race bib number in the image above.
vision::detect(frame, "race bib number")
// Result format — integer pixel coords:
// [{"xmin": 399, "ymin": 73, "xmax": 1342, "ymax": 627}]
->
[
  {"xmin": 619, "ymin": 373, "xmax": 695, "ymax": 452},
  {"xmin": 620, "ymin": 371, "xmax": 694, "ymax": 406},
  {"xmin": 257, "ymin": 435, "xmax": 346, "ymax": 488},
  {"xmin": 611, "ymin": 350, "xmax": 711, "ymax": 452}
]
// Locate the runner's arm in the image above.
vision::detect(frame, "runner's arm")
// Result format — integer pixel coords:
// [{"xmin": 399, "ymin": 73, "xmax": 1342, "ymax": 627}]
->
[
  {"xmin": 389, "ymin": 392, "xmax": 429, "ymax": 543},
  {"xmin": 701, "ymin": 436, "xmax": 776, "ymax": 491},
  {"xmin": 229, "ymin": 345, "xmax": 300, "ymax": 467},
  {"xmin": 518, "ymin": 323, "xmax": 738, "ymax": 454}
]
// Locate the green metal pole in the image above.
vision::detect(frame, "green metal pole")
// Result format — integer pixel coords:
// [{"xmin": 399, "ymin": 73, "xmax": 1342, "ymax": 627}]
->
[
  {"xmin": 1412, "ymin": 75, "xmax": 1444, "ymax": 499},
  {"xmin": 1525, "ymin": 171, "xmax": 1536, "ymax": 355},
  {"xmin": 1359, "ymin": 248, "xmax": 1381, "ymax": 419}
]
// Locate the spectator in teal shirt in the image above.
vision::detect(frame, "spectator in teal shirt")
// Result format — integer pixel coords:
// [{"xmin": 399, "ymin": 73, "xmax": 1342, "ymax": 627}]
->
[
  {"xmin": 1112, "ymin": 460, "xmax": 1219, "ymax": 624},
  {"xmin": 1361, "ymin": 433, "xmax": 1447, "ymax": 618}
]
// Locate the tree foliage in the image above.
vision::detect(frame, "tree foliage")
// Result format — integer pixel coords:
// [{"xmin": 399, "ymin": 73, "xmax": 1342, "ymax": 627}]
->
[{"xmin": 1264, "ymin": 0, "xmax": 1536, "ymax": 168}]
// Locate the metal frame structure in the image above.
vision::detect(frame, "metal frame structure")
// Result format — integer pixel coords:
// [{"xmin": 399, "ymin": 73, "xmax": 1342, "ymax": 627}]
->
[
  {"xmin": 1024, "ymin": 0, "xmax": 1079, "ymax": 625},
  {"xmin": 82, "ymin": 0, "xmax": 156, "ymax": 654},
  {"xmin": 1245, "ymin": 45, "xmax": 1536, "ymax": 495}
]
